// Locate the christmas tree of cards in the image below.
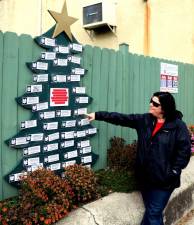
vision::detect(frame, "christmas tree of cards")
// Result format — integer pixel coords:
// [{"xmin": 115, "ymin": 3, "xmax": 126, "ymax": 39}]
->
[{"xmin": 5, "ymin": 1, "xmax": 98, "ymax": 185}]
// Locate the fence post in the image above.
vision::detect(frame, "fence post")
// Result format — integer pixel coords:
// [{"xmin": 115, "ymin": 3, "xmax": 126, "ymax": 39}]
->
[
  {"xmin": 118, "ymin": 43, "xmax": 131, "ymax": 141},
  {"xmin": 119, "ymin": 43, "xmax": 129, "ymax": 55}
]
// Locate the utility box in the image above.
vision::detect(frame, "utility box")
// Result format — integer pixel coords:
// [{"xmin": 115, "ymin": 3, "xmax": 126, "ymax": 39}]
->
[{"xmin": 82, "ymin": 1, "xmax": 116, "ymax": 30}]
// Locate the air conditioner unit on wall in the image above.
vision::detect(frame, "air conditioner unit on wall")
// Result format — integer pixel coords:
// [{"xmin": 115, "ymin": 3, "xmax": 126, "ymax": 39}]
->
[{"xmin": 82, "ymin": 1, "xmax": 116, "ymax": 30}]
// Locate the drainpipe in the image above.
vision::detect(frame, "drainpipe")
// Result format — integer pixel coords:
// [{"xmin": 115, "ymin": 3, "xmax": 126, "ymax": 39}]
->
[{"xmin": 144, "ymin": 0, "xmax": 151, "ymax": 56}]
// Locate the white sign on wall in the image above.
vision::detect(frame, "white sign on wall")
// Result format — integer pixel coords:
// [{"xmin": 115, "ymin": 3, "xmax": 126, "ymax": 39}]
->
[{"xmin": 160, "ymin": 62, "xmax": 178, "ymax": 93}]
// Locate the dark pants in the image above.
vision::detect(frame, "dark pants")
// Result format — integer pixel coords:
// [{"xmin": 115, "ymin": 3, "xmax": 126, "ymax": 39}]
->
[{"xmin": 140, "ymin": 189, "xmax": 174, "ymax": 225}]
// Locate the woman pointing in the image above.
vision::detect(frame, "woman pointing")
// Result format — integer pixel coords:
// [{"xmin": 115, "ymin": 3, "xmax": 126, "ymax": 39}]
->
[{"xmin": 86, "ymin": 91, "xmax": 191, "ymax": 225}]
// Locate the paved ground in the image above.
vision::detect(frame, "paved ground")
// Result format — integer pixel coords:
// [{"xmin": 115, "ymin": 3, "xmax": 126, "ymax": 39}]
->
[
  {"xmin": 55, "ymin": 158, "xmax": 194, "ymax": 225},
  {"xmin": 175, "ymin": 209, "xmax": 194, "ymax": 225}
]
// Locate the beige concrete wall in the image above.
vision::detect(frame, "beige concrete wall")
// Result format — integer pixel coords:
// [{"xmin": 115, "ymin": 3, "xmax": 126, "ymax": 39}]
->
[
  {"xmin": 0, "ymin": 0, "xmax": 194, "ymax": 64},
  {"xmin": 0, "ymin": 0, "xmax": 42, "ymax": 36}
]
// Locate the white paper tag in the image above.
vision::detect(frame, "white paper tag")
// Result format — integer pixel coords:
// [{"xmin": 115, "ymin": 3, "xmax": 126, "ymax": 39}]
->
[
  {"xmin": 67, "ymin": 75, "xmax": 80, "ymax": 82},
  {"xmin": 44, "ymin": 154, "xmax": 59, "ymax": 163},
  {"xmin": 27, "ymin": 163, "xmax": 43, "ymax": 172},
  {"xmin": 61, "ymin": 131, "xmax": 75, "ymax": 139},
  {"xmin": 12, "ymin": 137, "xmax": 29, "ymax": 146},
  {"xmin": 76, "ymin": 130, "xmax": 86, "ymax": 138},
  {"xmin": 56, "ymin": 110, "xmax": 71, "ymax": 117},
  {"xmin": 41, "ymin": 52, "xmax": 56, "ymax": 60},
  {"xmin": 64, "ymin": 150, "xmax": 78, "ymax": 159},
  {"xmin": 62, "ymin": 160, "xmax": 76, "ymax": 168},
  {"xmin": 76, "ymin": 97, "xmax": 89, "ymax": 104},
  {"xmin": 26, "ymin": 85, "xmax": 42, "ymax": 93},
  {"xmin": 70, "ymin": 56, "xmax": 81, "ymax": 64},
  {"xmin": 81, "ymin": 155, "xmax": 92, "ymax": 164},
  {"xmin": 54, "ymin": 46, "xmax": 69, "ymax": 54},
  {"xmin": 74, "ymin": 108, "xmax": 87, "ymax": 115},
  {"xmin": 52, "ymin": 75, "xmax": 67, "ymax": 83},
  {"xmin": 62, "ymin": 120, "xmax": 76, "ymax": 128},
  {"xmin": 28, "ymin": 133, "xmax": 44, "ymax": 142},
  {"xmin": 32, "ymin": 102, "xmax": 48, "ymax": 111},
  {"xmin": 42, "ymin": 37, "xmax": 56, "ymax": 46},
  {"xmin": 43, "ymin": 143, "xmax": 58, "ymax": 152},
  {"xmin": 47, "ymin": 163, "xmax": 61, "ymax": 171},
  {"xmin": 9, "ymin": 172, "xmax": 26, "ymax": 182},
  {"xmin": 33, "ymin": 74, "xmax": 48, "ymax": 82},
  {"xmin": 22, "ymin": 97, "xmax": 39, "ymax": 105},
  {"xmin": 72, "ymin": 68, "xmax": 85, "ymax": 75},
  {"xmin": 80, "ymin": 146, "xmax": 92, "ymax": 154},
  {"xmin": 21, "ymin": 120, "xmax": 37, "ymax": 129},
  {"xmin": 43, "ymin": 122, "xmax": 58, "ymax": 130},
  {"xmin": 39, "ymin": 111, "xmax": 55, "ymax": 119},
  {"xmin": 61, "ymin": 140, "xmax": 75, "ymax": 148},
  {"xmin": 73, "ymin": 87, "xmax": 86, "ymax": 94},
  {"xmin": 78, "ymin": 118, "xmax": 89, "ymax": 126},
  {"xmin": 33, "ymin": 62, "xmax": 48, "ymax": 70},
  {"xmin": 23, "ymin": 157, "xmax": 40, "ymax": 166},
  {"xmin": 77, "ymin": 140, "xmax": 90, "ymax": 148},
  {"xmin": 47, "ymin": 132, "xmax": 60, "ymax": 142},
  {"xmin": 23, "ymin": 146, "xmax": 41, "ymax": 156},
  {"xmin": 87, "ymin": 128, "xmax": 97, "ymax": 135},
  {"xmin": 70, "ymin": 43, "xmax": 83, "ymax": 52},
  {"xmin": 54, "ymin": 58, "xmax": 68, "ymax": 66}
]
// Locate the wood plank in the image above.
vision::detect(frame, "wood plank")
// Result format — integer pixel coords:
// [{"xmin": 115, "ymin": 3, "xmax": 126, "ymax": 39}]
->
[
  {"xmin": 0, "ymin": 31, "xmax": 3, "ymax": 200},
  {"xmin": 107, "ymin": 49, "xmax": 117, "ymax": 142},
  {"xmin": 120, "ymin": 48, "xmax": 131, "ymax": 142},
  {"xmin": 151, "ymin": 58, "xmax": 160, "ymax": 93},
  {"xmin": 131, "ymin": 54, "xmax": 140, "ymax": 113},
  {"xmin": 97, "ymin": 48, "xmax": 110, "ymax": 169},
  {"xmin": 174, "ymin": 62, "xmax": 182, "ymax": 109},
  {"xmin": 1, "ymin": 32, "xmax": 19, "ymax": 199},
  {"xmin": 186, "ymin": 64, "xmax": 193, "ymax": 123},
  {"xmin": 127, "ymin": 53, "xmax": 137, "ymax": 143},
  {"xmin": 179, "ymin": 63, "xmax": 186, "ymax": 116},
  {"xmin": 83, "ymin": 45, "xmax": 93, "ymax": 111},
  {"xmin": 114, "ymin": 50, "xmax": 123, "ymax": 138},
  {"xmin": 32, "ymin": 38, "xmax": 42, "ymax": 60},
  {"xmin": 83, "ymin": 45, "xmax": 101, "ymax": 168},
  {"xmin": 144, "ymin": 56, "xmax": 152, "ymax": 110},
  {"xmin": 17, "ymin": 34, "xmax": 34, "ymax": 161},
  {"xmin": 183, "ymin": 64, "xmax": 192, "ymax": 122},
  {"xmin": 138, "ymin": 55, "xmax": 146, "ymax": 113},
  {"xmin": 90, "ymin": 46, "xmax": 102, "ymax": 170},
  {"xmin": 190, "ymin": 65, "xmax": 194, "ymax": 124}
]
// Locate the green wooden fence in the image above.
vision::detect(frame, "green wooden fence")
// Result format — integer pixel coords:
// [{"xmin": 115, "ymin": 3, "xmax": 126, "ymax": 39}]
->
[{"xmin": 0, "ymin": 31, "xmax": 194, "ymax": 200}]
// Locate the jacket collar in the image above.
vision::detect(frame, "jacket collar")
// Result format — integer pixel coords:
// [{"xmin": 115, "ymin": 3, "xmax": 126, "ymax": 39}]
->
[
  {"xmin": 149, "ymin": 113, "xmax": 178, "ymax": 130},
  {"xmin": 162, "ymin": 120, "xmax": 177, "ymax": 130}
]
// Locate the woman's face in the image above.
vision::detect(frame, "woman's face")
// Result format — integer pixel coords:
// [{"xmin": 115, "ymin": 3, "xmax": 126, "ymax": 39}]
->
[{"xmin": 149, "ymin": 96, "xmax": 164, "ymax": 119}]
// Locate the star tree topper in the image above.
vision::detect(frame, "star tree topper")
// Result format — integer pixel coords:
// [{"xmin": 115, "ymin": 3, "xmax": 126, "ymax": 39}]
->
[{"xmin": 48, "ymin": 0, "xmax": 78, "ymax": 40}]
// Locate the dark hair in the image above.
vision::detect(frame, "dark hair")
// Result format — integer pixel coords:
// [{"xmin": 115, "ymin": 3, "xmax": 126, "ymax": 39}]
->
[{"xmin": 152, "ymin": 91, "xmax": 181, "ymax": 121}]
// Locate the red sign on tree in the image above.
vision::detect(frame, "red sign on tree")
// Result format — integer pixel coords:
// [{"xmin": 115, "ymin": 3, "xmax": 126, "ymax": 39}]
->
[{"xmin": 50, "ymin": 88, "xmax": 69, "ymax": 106}]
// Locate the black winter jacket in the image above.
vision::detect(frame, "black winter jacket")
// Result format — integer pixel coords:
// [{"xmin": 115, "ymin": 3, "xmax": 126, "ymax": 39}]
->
[{"xmin": 95, "ymin": 111, "xmax": 191, "ymax": 190}]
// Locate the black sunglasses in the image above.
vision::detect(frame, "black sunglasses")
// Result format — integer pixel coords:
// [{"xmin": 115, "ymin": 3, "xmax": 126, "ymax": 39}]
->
[{"xmin": 150, "ymin": 99, "xmax": 161, "ymax": 107}]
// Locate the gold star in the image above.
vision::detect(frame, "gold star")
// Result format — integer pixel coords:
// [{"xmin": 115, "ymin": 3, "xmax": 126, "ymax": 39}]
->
[{"xmin": 48, "ymin": 0, "xmax": 78, "ymax": 40}]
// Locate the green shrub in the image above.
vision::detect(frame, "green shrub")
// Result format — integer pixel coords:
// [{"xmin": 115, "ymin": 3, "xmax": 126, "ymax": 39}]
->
[
  {"xmin": 94, "ymin": 137, "xmax": 138, "ymax": 196},
  {"xmin": 95, "ymin": 169, "xmax": 138, "ymax": 194},
  {"xmin": 107, "ymin": 137, "xmax": 137, "ymax": 171}
]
